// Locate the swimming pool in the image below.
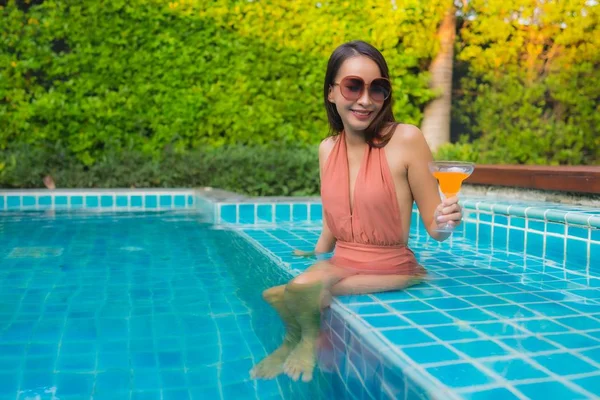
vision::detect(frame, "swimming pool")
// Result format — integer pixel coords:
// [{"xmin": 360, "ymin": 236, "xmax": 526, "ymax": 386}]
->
[{"xmin": 1, "ymin": 189, "xmax": 599, "ymax": 399}]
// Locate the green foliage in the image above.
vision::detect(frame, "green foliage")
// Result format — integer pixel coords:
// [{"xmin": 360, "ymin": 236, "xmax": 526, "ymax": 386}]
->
[
  {"xmin": 0, "ymin": 142, "xmax": 320, "ymax": 196},
  {"xmin": 0, "ymin": 0, "xmax": 442, "ymax": 166},
  {"xmin": 1, "ymin": 0, "xmax": 597, "ymax": 192},
  {"xmin": 445, "ymin": 0, "xmax": 600, "ymax": 165}
]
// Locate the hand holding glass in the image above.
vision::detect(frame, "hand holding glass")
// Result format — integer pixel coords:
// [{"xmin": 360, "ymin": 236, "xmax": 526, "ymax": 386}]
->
[{"xmin": 429, "ymin": 161, "xmax": 475, "ymax": 233}]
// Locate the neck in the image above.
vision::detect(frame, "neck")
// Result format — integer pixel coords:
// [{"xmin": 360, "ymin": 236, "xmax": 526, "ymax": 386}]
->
[{"xmin": 344, "ymin": 128, "xmax": 367, "ymax": 149}]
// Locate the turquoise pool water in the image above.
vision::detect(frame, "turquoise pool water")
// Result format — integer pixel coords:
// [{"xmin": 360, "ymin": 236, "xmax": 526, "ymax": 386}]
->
[
  {"xmin": 0, "ymin": 210, "xmax": 327, "ymax": 400},
  {"xmin": 1, "ymin": 190, "xmax": 599, "ymax": 400}
]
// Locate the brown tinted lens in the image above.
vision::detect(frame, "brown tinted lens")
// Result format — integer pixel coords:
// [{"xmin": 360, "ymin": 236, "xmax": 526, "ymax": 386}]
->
[
  {"xmin": 340, "ymin": 77, "xmax": 364, "ymax": 100},
  {"xmin": 369, "ymin": 79, "xmax": 391, "ymax": 102}
]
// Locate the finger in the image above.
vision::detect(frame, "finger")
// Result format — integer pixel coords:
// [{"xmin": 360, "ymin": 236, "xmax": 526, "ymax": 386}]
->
[
  {"xmin": 442, "ymin": 196, "xmax": 459, "ymax": 206},
  {"xmin": 437, "ymin": 212, "xmax": 462, "ymax": 223},
  {"xmin": 442, "ymin": 204, "xmax": 460, "ymax": 215}
]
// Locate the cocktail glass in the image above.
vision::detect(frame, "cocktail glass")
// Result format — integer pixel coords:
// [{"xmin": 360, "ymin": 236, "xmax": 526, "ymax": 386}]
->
[{"xmin": 429, "ymin": 161, "xmax": 475, "ymax": 233}]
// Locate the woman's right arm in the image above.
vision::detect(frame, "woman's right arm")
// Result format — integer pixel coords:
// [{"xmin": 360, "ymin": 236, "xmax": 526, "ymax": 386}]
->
[
  {"xmin": 314, "ymin": 138, "xmax": 337, "ymax": 253},
  {"xmin": 294, "ymin": 138, "xmax": 337, "ymax": 257}
]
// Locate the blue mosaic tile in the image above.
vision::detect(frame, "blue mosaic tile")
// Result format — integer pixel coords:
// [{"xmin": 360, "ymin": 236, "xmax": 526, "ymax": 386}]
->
[
  {"xmin": 402, "ymin": 311, "xmax": 454, "ymax": 326},
  {"xmin": 99, "ymin": 195, "xmax": 113, "ymax": 207},
  {"xmin": 239, "ymin": 204, "xmax": 255, "ymax": 223},
  {"xmin": 292, "ymin": 204, "xmax": 308, "ymax": 221},
  {"xmin": 526, "ymin": 231, "xmax": 544, "ymax": 258},
  {"xmin": 159, "ymin": 195, "xmax": 172, "ymax": 207},
  {"xmin": 145, "ymin": 195, "xmax": 158, "ymax": 208},
  {"xmin": 508, "ymin": 229, "xmax": 525, "ymax": 252},
  {"xmin": 347, "ymin": 306, "xmax": 389, "ymax": 319},
  {"xmin": 500, "ymin": 337, "xmax": 558, "ymax": 353},
  {"xmin": 309, "ymin": 203, "xmax": 322, "ymax": 221},
  {"xmin": 492, "ymin": 226, "xmax": 508, "ymax": 249},
  {"xmin": 462, "ymin": 387, "xmax": 521, "ymax": 400},
  {"xmin": 471, "ymin": 322, "xmax": 527, "ymax": 337},
  {"xmin": 56, "ymin": 373, "xmax": 94, "ymax": 395},
  {"xmin": 555, "ymin": 316, "xmax": 600, "ymax": 331},
  {"xmin": 54, "ymin": 196, "xmax": 69, "ymax": 206},
  {"xmin": 451, "ymin": 340, "xmax": 510, "ymax": 358},
  {"xmin": 363, "ymin": 315, "xmax": 409, "ymax": 329},
  {"xmin": 257, "ymin": 204, "xmax": 273, "ymax": 222},
  {"xmin": 425, "ymin": 325, "xmax": 480, "ymax": 342},
  {"xmin": 445, "ymin": 308, "xmax": 496, "ymax": 322},
  {"xmin": 547, "ymin": 222, "xmax": 566, "ymax": 235},
  {"xmin": 493, "ymin": 215, "xmax": 508, "ymax": 226},
  {"xmin": 381, "ymin": 328, "xmax": 435, "ymax": 346},
  {"xmin": 275, "ymin": 204, "xmax": 291, "ymax": 222},
  {"xmin": 478, "ymin": 223, "xmax": 492, "ymax": 245},
  {"xmin": 485, "ymin": 358, "xmax": 548, "ymax": 381},
  {"xmin": 533, "ymin": 352, "xmax": 597, "ymax": 375},
  {"xmin": 402, "ymin": 344, "xmax": 460, "ymax": 364},
  {"xmin": 544, "ymin": 333, "xmax": 600, "ymax": 349},
  {"xmin": 0, "ymin": 196, "xmax": 3, "ymax": 209},
  {"xmin": 85, "ymin": 196, "xmax": 99, "ymax": 208},
  {"xmin": 573, "ymin": 374, "xmax": 600, "ymax": 395},
  {"xmin": 509, "ymin": 216, "xmax": 526, "ymax": 228},
  {"xmin": 567, "ymin": 238, "xmax": 589, "ymax": 268},
  {"xmin": 387, "ymin": 300, "xmax": 434, "ymax": 313},
  {"xmin": 22, "ymin": 196, "xmax": 35, "ymax": 206},
  {"xmin": 425, "ymin": 298, "xmax": 471, "ymax": 310},
  {"xmin": 38, "ymin": 196, "xmax": 51, "ymax": 206},
  {"xmin": 479, "ymin": 213, "xmax": 492, "ymax": 223},
  {"xmin": 220, "ymin": 204, "xmax": 236, "ymax": 223},
  {"xmin": 519, "ymin": 319, "xmax": 570, "ymax": 334},
  {"xmin": 591, "ymin": 242, "xmax": 600, "ymax": 269},
  {"xmin": 426, "ymin": 363, "xmax": 495, "ymax": 388},
  {"xmin": 7, "ymin": 196, "xmax": 20, "ymax": 208},
  {"xmin": 173, "ymin": 195, "xmax": 185, "ymax": 207},
  {"xmin": 516, "ymin": 380, "xmax": 589, "ymax": 400},
  {"xmin": 129, "ymin": 195, "xmax": 142, "ymax": 207}
]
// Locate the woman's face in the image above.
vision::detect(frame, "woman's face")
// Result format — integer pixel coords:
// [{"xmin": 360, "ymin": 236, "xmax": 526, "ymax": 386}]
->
[{"xmin": 327, "ymin": 55, "xmax": 388, "ymax": 134}]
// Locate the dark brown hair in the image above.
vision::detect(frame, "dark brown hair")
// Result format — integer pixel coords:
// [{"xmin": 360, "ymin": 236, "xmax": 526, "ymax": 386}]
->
[{"xmin": 323, "ymin": 40, "xmax": 397, "ymax": 147}]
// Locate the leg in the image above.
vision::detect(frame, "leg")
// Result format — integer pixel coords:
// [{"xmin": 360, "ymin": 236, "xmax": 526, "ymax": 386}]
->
[
  {"xmin": 330, "ymin": 267, "xmax": 427, "ymax": 296},
  {"xmin": 282, "ymin": 262, "xmax": 352, "ymax": 382},
  {"xmin": 250, "ymin": 285, "xmax": 301, "ymax": 379}
]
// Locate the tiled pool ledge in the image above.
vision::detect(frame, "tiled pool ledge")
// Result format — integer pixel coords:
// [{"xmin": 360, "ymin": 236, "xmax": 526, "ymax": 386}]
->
[
  {"xmin": 2, "ymin": 189, "xmax": 597, "ymax": 228},
  {"xmin": 232, "ymin": 220, "xmax": 600, "ymax": 399},
  {"xmin": 0, "ymin": 189, "xmax": 196, "ymax": 211}
]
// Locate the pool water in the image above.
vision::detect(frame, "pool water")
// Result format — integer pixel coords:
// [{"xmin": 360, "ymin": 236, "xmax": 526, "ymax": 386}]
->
[
  {"xmin": 2, "ymin": 199, "xmax": 600, "ymax": 400},
  {"xmin": 0, "ymin": 210, "xmax": 326, "ymax": 400}
]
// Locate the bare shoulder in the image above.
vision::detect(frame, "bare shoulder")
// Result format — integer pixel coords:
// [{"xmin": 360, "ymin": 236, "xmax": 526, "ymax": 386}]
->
[
  {"xmin": 390, "ymin": 124, "xmax": 426, "ymax": 145},
  {"xmin": 389, "ymin": 124, "xmax": 431, "ymax": 157},
  {"xmin": 318, "ymin": 136, "xmax": 337, "ymax": 161}
]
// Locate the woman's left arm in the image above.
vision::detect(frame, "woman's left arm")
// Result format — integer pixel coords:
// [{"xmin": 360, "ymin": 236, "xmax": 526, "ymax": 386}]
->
[{"xmin": 403, "ymin": 125, "xmax": 463, "ymax": 242}]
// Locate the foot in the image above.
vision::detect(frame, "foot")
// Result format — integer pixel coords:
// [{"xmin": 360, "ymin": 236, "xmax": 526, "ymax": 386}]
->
[
  {"xmin": 283, "ymin": 339, "xmax": 317, "ymax": 382},
  {"xmin": 250, "ymin": 341, "xmax": 296, "ymax": 380}
]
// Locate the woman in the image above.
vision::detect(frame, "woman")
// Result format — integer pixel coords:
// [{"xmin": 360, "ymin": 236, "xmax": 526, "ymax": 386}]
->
[{"xmin": 250, "ymin": 40, "xmax": 462, "ymax": 383}]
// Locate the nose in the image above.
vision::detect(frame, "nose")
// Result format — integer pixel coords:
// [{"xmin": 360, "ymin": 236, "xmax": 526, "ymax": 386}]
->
[{"xmin": 357, "ymin": 86, "xmax": 372, "ymax": 108}]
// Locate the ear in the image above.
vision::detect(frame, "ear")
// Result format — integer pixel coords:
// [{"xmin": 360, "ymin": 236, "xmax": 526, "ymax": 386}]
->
[{"xmin": 327, "ymin": 86, "xmax": 335, "ymax": 103}]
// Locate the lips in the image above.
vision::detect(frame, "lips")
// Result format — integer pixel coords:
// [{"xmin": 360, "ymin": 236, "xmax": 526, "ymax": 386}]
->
[{"xmin": 351, "ymin": 109, "xmax": 373, "ymax": 120}]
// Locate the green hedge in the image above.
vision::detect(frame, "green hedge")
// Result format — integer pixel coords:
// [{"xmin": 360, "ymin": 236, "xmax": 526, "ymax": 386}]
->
[
  {"xmin": 1, "ymin": 0, "xmax": 441, "ymax": 167},
  {"xmin": 0, "ymin": 143, "xmax": 320, "ymax": 196}
]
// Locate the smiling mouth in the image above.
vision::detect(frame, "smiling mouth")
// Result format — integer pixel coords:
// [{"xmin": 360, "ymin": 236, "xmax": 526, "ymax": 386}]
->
[{"xmin": 351, "ymin": 109, "xmax": 373, "ymax": 119}]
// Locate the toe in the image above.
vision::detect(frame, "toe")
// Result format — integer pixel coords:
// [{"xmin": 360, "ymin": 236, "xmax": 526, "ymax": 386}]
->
[{"xmin": 302, "ymin": 369, "xmax": 313, "ymax": 382}]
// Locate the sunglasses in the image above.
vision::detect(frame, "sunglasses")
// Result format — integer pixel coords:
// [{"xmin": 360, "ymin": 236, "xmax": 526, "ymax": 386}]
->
[{"xmin": 331, "ymin": 76, "xmax": 392, "ymax": 103}]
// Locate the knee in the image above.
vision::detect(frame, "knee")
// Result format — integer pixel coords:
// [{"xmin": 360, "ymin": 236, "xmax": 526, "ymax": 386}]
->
[
  {"xmin": 289, "ymin": 272, "xmax": 319, "ymax": 287},
  {"xmin": 262, "ymin": 285, "xmax": 285, "ymax": 302}
]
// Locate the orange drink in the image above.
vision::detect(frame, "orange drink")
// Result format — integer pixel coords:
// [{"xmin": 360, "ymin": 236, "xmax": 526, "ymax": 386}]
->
[
  {"xmin": 432, "ymin": 171, "xmax": 471, "ymax": 197},
  {"xmin": 428, "ymin": 161, "xmax": 475, "ymax": 233}
]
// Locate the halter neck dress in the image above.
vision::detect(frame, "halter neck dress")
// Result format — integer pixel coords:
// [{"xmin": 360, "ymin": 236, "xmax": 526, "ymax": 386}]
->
[{"xmin": 321, "ymin": 131, "xmax": 423, "ymax": 275}]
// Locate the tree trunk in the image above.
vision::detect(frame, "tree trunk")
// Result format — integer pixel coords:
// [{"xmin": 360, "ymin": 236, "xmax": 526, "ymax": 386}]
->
[{"xmin": 421, "ymin": 7, "xmax": 456, "ymax": 152}]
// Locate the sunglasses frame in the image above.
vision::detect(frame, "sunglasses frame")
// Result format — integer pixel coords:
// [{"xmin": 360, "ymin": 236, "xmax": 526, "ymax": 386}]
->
[{"xmin": 331, "ymin": 75, "xmax": 392, "ymax": 103}]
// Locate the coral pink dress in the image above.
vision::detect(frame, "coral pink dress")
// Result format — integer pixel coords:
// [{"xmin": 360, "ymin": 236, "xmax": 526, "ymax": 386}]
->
[{"xmin": 321, "ymin": 132, "xmax": 423, "ymax": 275}]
